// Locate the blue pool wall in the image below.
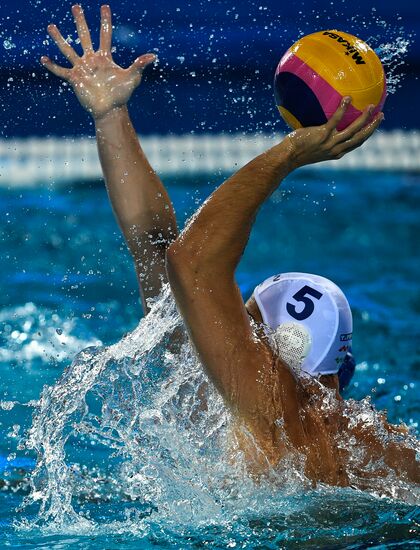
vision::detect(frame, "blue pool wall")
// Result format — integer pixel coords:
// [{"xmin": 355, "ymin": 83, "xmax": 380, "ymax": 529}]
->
[{"xmin": 0, "ymin": 0, "xmax": 419, "ymax": 137}]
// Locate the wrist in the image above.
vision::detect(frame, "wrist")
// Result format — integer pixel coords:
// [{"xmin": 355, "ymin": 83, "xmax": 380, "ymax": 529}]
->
[
  {"xmin": 283, "ymin": 133, "xmax": 306, "ymax": 170},
  {"xmin": 266, "ymin": 139, "xmax": 298, "ymax": 175},
  {"xmin": 94, "ymin": 105, "xmax": 129, "ymax": 126}
]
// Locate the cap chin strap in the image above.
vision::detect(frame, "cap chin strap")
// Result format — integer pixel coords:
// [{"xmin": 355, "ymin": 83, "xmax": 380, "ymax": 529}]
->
[
  {"xmin": 272, "ymin": 322, "xmax": 312, "ymax": 370},
  {"xmin": 338, "ymin": 350, "xmax": 356, "ymax": 392}
]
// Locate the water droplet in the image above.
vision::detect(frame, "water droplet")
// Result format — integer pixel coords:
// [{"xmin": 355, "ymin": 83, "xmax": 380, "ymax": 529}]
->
[{"xmin": 3, "ymin": 39, "xmax": 15, "ymax": 50}]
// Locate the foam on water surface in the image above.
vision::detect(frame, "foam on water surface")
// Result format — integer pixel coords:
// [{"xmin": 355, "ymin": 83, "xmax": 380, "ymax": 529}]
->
[
  {"xmin": 3, "ymin": 284, "xmax": 414, "ymax": 541},
  {"xmin": 0, "ymin": 168, "xmax": 418, "ymax": 547},
  {"xmin": 0, "ymin": 4, "xmax": 418, "ymax": 545}
]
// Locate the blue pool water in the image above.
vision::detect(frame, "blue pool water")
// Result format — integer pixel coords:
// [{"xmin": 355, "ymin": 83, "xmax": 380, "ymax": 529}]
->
[{"xmin": 0, "ymin": 169, "xmax": 419, "ymax": 548}]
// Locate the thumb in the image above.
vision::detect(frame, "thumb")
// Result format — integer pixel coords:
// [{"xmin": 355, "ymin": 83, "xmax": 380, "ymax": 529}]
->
[{"xmin": 130, "ymin": 53, "xmax": 157, "ymax": 74}]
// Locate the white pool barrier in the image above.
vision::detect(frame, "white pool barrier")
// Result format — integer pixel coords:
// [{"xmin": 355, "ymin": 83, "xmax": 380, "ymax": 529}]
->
[{"xmin": 0, "ymin": 130, "xmax": 419, "ymax": 186}]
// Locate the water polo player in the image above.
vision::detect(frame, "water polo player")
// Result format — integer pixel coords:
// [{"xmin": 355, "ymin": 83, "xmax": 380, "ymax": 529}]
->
[{"xmin": 42, "ymin": 5, "xmax": 419, "ymax": 486}]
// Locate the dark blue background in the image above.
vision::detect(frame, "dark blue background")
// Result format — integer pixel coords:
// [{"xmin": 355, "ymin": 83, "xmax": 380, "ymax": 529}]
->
[{"xmin": 1, "ymin": 0, "xmax": 419, "ymax": 137}]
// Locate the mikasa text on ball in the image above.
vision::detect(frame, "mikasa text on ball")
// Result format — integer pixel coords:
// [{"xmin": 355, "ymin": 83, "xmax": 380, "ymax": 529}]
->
[{"xmin": 274, "ymin": 30, "xmax": 387, "ymax": 130}]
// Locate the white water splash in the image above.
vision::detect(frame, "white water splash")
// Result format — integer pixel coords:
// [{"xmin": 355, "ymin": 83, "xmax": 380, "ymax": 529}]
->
[
  {"xmin": 15, "ymin": 286, "xmax": 419, "ymax": 537},
  {"xmin": 375, "ymin": 36, "xmax": 411, "ymax": 94},
  {"xmin": 349, "ymin": 10, "xmax": 414, "ymax": 95},
  {"xmin": 18, "ymin": 287, "xmax": 236, "ymax": 532},
  {"xmin": 0, "ymin": 303, "xmax": 101, "ymax": 364}
]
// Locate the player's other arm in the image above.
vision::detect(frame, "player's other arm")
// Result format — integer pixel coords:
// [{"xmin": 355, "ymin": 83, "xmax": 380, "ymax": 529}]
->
[
  {"xmin": 95, "ymin": 106, "xmax": 178, "ymax": 313},
  {"xmin": 41, "ymin": 5, "xmax": 178, "ymax": 313}
]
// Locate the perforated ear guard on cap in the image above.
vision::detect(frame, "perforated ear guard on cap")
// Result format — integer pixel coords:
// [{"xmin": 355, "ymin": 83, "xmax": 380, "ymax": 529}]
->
[{"xmin": 273, "ymin": 322, "xmax": 312, "ymax": 370}]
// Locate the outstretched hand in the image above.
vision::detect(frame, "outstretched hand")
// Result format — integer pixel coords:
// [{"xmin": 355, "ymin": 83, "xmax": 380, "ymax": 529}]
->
[
  {"xmin": 41, "ymin": 4, "xmax": 156, "ymax": 119},
  {"xmin": 287, "ymin": 97, "xmax": 384, "ymax": 168}
]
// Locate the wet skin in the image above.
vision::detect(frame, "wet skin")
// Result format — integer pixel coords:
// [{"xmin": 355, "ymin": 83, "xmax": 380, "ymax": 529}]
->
[{"xmin": 42, "ymin": 4, "xmax": 418, "ymax": 489}]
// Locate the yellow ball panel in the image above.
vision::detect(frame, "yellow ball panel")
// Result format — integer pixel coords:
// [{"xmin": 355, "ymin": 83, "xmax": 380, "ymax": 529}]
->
[
  {"xmin": 278, "ymin": 106, "xmax": 302, "ymax": 130},
  {"xmin": 290, "ymin": 30, "xmax": 385, "ymax": 111}
]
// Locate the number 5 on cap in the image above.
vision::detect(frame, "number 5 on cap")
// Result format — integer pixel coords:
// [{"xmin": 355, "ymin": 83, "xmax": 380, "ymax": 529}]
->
[{"xmin": 286, "ymin": 285, "xmax": 323, "ymax": 321}]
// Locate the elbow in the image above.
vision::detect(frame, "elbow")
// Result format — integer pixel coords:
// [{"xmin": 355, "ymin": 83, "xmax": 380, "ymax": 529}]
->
[
  {"xmin": 165, "ymin": 240, "xmax": 195, "ymax": 288},
  {"xmin": 165, "ymin": 238, "xmax": 213, "ymax": 289},
  {"xmin": 166, "ymin": 231, "xmax": 233, "ymax": 291},
  {"xmin": 165, "ymin": 240, "xmax": 182, "ymax": 272}
]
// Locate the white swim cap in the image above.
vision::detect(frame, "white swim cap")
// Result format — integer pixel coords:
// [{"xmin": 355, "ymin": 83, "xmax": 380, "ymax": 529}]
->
[{"xmin": 254, "ymin": 272, "xmax": 353, "ymax": 376}]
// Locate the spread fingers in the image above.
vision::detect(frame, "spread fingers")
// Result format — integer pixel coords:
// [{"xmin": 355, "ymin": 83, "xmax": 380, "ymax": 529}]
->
[
  {"xmin": 72, "ymin": 4, "xmax": 93, "ymax": 53},
  {"xmin": 129, "ymin": 53, "xmax": 157, "ymax": 74},
  {"xmin": 40, "ymin": 56, "xmax": 71, "ymax": 80},
  {"xmin": 47, "ymin": 24, "xmax": 79, "ymax": 65},
  {"xmin": 99, "ymin": 5, "xmax": 112, "ymax": 53}
]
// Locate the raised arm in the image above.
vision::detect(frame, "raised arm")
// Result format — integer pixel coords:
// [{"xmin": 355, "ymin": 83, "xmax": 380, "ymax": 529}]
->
[
  {"xmin": 166, "ymin": 100, "xmax": 382, "ymax": 416},
  {"xmin": 41, "ymin": 4, "xmax": 178, "ymax": 314}
]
